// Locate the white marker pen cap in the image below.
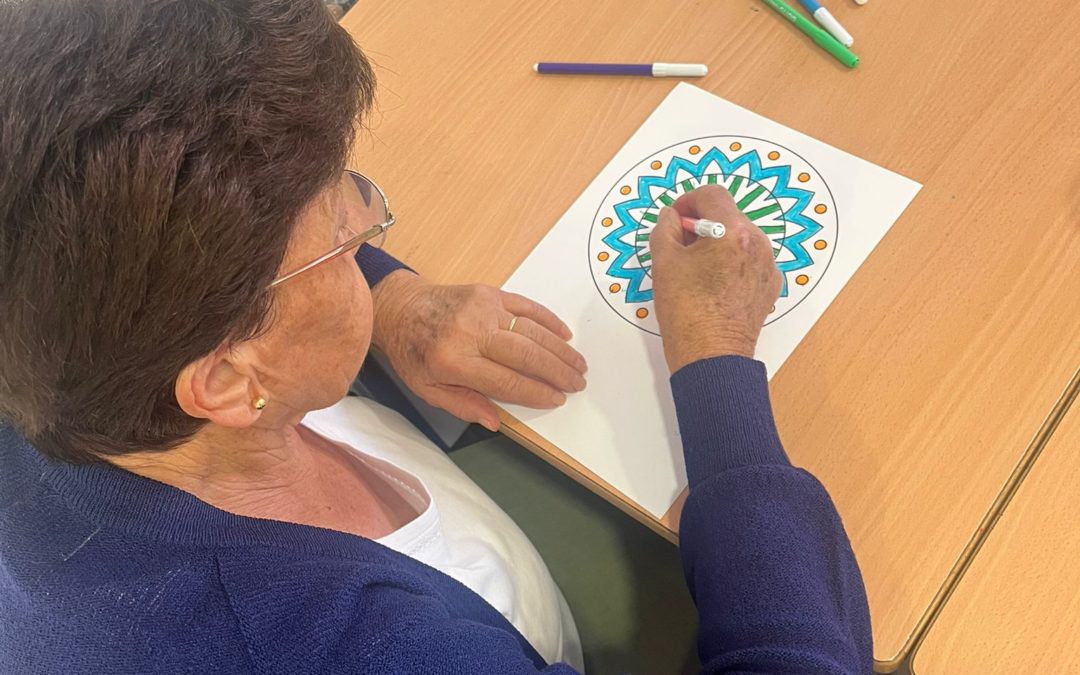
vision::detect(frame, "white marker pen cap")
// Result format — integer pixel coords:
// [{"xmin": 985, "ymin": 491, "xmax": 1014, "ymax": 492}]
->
[
  {"xmin": 813, "ymin": 8, "xmax": 854, "ymax": 46},
  {"xmin": 692, "ymin": 219, "xmax": 726, "ymax": 239},
  {"xmin": 651, "ymin": 63, "xmax": 709, "ymax": 78}
]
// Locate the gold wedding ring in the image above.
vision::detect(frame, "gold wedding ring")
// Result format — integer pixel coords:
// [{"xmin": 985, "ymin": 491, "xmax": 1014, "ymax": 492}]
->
[{"xmin": 507, "ymin": 316, "xmax": 519, "ymax": 333}]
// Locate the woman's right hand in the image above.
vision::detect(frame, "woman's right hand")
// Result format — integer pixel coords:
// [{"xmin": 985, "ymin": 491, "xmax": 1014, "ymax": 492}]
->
[{"xmin": 650, "ymin": 186, "xmax": 782, "ymax": 374}]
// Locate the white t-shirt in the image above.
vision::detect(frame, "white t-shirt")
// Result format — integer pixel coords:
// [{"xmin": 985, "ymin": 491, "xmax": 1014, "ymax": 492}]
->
[{"xmin": 303, "ymin": 396, "xmax": 584, "ymax": 670}]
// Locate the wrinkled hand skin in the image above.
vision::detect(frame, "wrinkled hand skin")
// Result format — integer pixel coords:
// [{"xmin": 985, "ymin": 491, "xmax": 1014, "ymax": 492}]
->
[
  {"xmin": 370, "ymin": 270, "xmax": 587, "ymax": 432},
  {"xmin": 650, "ymin": 186, "xmax": 782, "ymax": 374}
]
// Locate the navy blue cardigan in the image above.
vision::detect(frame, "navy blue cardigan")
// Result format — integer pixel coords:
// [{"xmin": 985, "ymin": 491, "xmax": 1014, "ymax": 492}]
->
[{"xmin": 0, "ymin": 246, "xmax": 871, "ymax": 673}]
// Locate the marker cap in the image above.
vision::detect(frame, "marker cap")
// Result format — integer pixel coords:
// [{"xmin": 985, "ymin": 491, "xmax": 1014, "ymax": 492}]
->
[
  {"xmin": 651, "ymin": 63, "xmax": 709, "ymax": 78},
  {"xmin": 813, "ymin": 8, "xmax": 854, "ymax": 47},
  {"xmin": 693, "ymin": 219, "xmax": 726, "ymax": 239}
]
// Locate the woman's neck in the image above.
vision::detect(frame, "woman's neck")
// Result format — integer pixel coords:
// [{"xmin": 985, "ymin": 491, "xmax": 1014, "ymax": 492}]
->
[
  {"xmin": 110, "ymin": 423, "xmax": 319, "ymax": 514},
  {"xmin": 109, "ymin": 421, "xmax": 416, "ymax": 539}
]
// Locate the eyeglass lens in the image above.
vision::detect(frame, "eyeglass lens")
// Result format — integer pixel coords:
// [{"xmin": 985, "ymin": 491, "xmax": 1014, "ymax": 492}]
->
[{"xmin": 343, "ymin": 172, "xmax": 388, "ymax": 248}]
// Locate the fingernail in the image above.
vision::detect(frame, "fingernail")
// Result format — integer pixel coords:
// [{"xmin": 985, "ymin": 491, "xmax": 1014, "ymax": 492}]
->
[
  {"xmin": 562, "ymin": 326, "xmax": 574, "ymax": 340},
  {"xmin": 484, "ymin": 418, "xmax": 500, "ymax": 432},
  {"xmin": 573, "ymin": 375, "xmax": 586, "ymax": 392},
  {"xmin": 576, "ymin": 356, "xmax": 588, "ymax": 372},
  {"xmin": 551, "ymin": 392, "xmax": 567, "ymax": 406}
]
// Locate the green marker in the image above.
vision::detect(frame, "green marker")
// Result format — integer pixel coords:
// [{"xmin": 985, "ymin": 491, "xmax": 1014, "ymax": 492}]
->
[{"xmin": 760, "ymin": 0, "xmax": 859, "ymax": 69}]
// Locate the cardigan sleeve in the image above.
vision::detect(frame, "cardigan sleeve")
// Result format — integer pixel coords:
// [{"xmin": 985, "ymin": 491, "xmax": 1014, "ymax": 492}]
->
[
  {"xmin": 670, "ymin": 356, "xmax": 873, "ymax": 673},
  {"xmin": 354, "ymin": 243, "xmax": 413, "ymax": 288}
]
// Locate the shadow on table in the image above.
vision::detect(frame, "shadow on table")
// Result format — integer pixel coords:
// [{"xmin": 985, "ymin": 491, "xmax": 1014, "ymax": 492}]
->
[{"xmin": 451, "ymin": 432, "xmax": 700, "ymax": 675}]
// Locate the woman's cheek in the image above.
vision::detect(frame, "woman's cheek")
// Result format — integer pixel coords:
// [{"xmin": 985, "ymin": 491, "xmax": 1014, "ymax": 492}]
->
[
  {"xmin": 352, "ymin": 281, "xmax": 374, "ymax": 357},
  {"xmin": 342, "ymin": 266, "xmax": 374, "ymax": 368}
]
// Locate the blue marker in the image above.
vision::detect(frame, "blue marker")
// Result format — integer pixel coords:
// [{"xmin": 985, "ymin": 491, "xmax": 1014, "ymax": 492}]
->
[{"xmin": 797, "ymin": 0, "xmax": 854, "ymax": 47}]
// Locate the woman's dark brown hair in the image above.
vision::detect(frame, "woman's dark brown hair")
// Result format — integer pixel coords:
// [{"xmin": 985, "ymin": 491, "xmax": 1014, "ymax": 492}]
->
[{"xmin": 0, "ymin": 0, "xmax": 375, "ymax": 462}]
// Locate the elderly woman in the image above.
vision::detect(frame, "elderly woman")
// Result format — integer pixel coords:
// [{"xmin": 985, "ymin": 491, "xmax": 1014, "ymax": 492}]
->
[{"xmin": 0, "ymin": 1, "xmax": 871, "ymax": 673}]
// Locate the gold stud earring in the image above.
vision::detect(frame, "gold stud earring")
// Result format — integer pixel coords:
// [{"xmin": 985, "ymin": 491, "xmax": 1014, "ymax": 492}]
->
[{"xmin": 253, "ymin": 397, "xmax": 267, "ymax": 410}]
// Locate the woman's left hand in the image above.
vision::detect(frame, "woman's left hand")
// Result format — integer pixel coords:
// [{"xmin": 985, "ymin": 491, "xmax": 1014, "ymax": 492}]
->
[{"xmin": 370, "ymin": 271, "xmax": 588, "ymax": 431}]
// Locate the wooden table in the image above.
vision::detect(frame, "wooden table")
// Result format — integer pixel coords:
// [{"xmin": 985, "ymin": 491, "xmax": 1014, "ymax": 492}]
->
[
  {"xmin": 913, "ymin": 383, "xmax": 1080, "ymax": 674},
  {"xmin": 341, "ymin": 1, "xmax": 1080, "ymax": 668}
]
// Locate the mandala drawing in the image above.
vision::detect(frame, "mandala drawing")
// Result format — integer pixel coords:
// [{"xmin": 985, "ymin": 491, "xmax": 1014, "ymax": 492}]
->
[{"xmin": 588, "ymin": 136, "xmax": 838, "ymax": 335}]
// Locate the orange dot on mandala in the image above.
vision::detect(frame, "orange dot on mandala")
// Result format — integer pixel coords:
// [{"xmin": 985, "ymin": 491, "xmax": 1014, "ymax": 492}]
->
[
  {"xmin": 620, "ymin": 186, "xmax": 631, "ymax": 195},
  {"xmin": 689, "ymin": 145, "xmax": 701, "ymax": 155},
  {"xmin": 650, "ymin": 160, "xmax": 663, "ymax": 170},
  {"xmin": 602, "ymin": 217, "xmax": 613, "ymax": 227},
  {"xmin": 729, "ymin": 142, "xmax": 742, "ymax": 151},
  {"xmin": 814, "ymin": 240, "xmax": 828, "ymax": 250},
  {"xmin": 798, "ymin": 172, "xmax": 811, "ymax": 183},
  {"xmin": 609, "ymin": 283, "xmax": 621, "ymax": 293},
  {"xmin": 768, "ymin": 151, "xmax": 780, "ymax": 161},
  {"xmin": 796, "ymin": 274, "xmax": 810, "ymax": 286},
  {"xmin": 636, "ymin": 308, "xmax": 649, "ymax": 319},
  {"xmin": 597, "ymin": 251, "xmax": 610, "ymax": 261},
  {"xmin": 814, "ymin": 204, "xmax": 828, "ymax": 214}
]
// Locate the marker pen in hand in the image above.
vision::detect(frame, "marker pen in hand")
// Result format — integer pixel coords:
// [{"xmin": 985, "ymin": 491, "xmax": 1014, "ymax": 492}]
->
[{"xmin": 679, "ymin": 217, "xmax": 727, "ymax": 239}]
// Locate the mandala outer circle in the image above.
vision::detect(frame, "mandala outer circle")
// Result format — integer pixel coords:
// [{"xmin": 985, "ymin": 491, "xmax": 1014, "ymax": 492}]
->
[{"xmin": 588, "ymin": 136, "xmax": 838, "ymax": 336}]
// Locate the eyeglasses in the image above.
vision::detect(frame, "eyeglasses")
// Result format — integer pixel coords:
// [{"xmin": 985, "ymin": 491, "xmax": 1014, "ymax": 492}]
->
[{"xmin": 270, "ymin": 170, "xmax": 395, "ymax": 288}]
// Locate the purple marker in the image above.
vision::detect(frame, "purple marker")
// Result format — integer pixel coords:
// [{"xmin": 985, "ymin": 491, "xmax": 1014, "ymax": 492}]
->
[{"xmin": 533, "ymin": 62, "xmax": 708, "ymax": 77}]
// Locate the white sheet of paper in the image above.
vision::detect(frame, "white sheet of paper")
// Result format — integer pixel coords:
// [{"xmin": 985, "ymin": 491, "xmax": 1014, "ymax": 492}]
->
[{"xmin": 502, "ymin": 83, "xmax": 921, "ymax": 518}]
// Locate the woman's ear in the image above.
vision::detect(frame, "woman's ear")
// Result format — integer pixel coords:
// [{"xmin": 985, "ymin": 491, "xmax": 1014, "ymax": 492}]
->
[{"xmin": 175, "ymin": 344, "xmax": 266, "ymax": 428}]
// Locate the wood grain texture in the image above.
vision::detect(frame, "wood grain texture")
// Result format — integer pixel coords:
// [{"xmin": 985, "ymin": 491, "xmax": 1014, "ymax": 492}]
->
[
  {"xmin": 341, "ymin": 0, "xmax": 1080, "ymax": 665},
  {"xmin": 913, "ymin": 395, "xmax": 1080, "ymax": 674}
]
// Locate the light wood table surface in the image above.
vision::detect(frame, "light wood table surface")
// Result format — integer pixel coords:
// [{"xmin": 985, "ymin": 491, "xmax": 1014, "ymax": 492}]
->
[
  {"xmin": 913, "ymin": 386, "xmax": 1080, "ymax": 674},
  {"xmin": 341, "ymin": 1, "xmax": 1080, "ymax": 668}
]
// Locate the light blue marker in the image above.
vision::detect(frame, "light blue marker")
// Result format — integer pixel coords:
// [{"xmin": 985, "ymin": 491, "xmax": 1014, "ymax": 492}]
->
[{"xmin": 797, "ymin": 0, "xmax": 854, "ymax": 47}]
